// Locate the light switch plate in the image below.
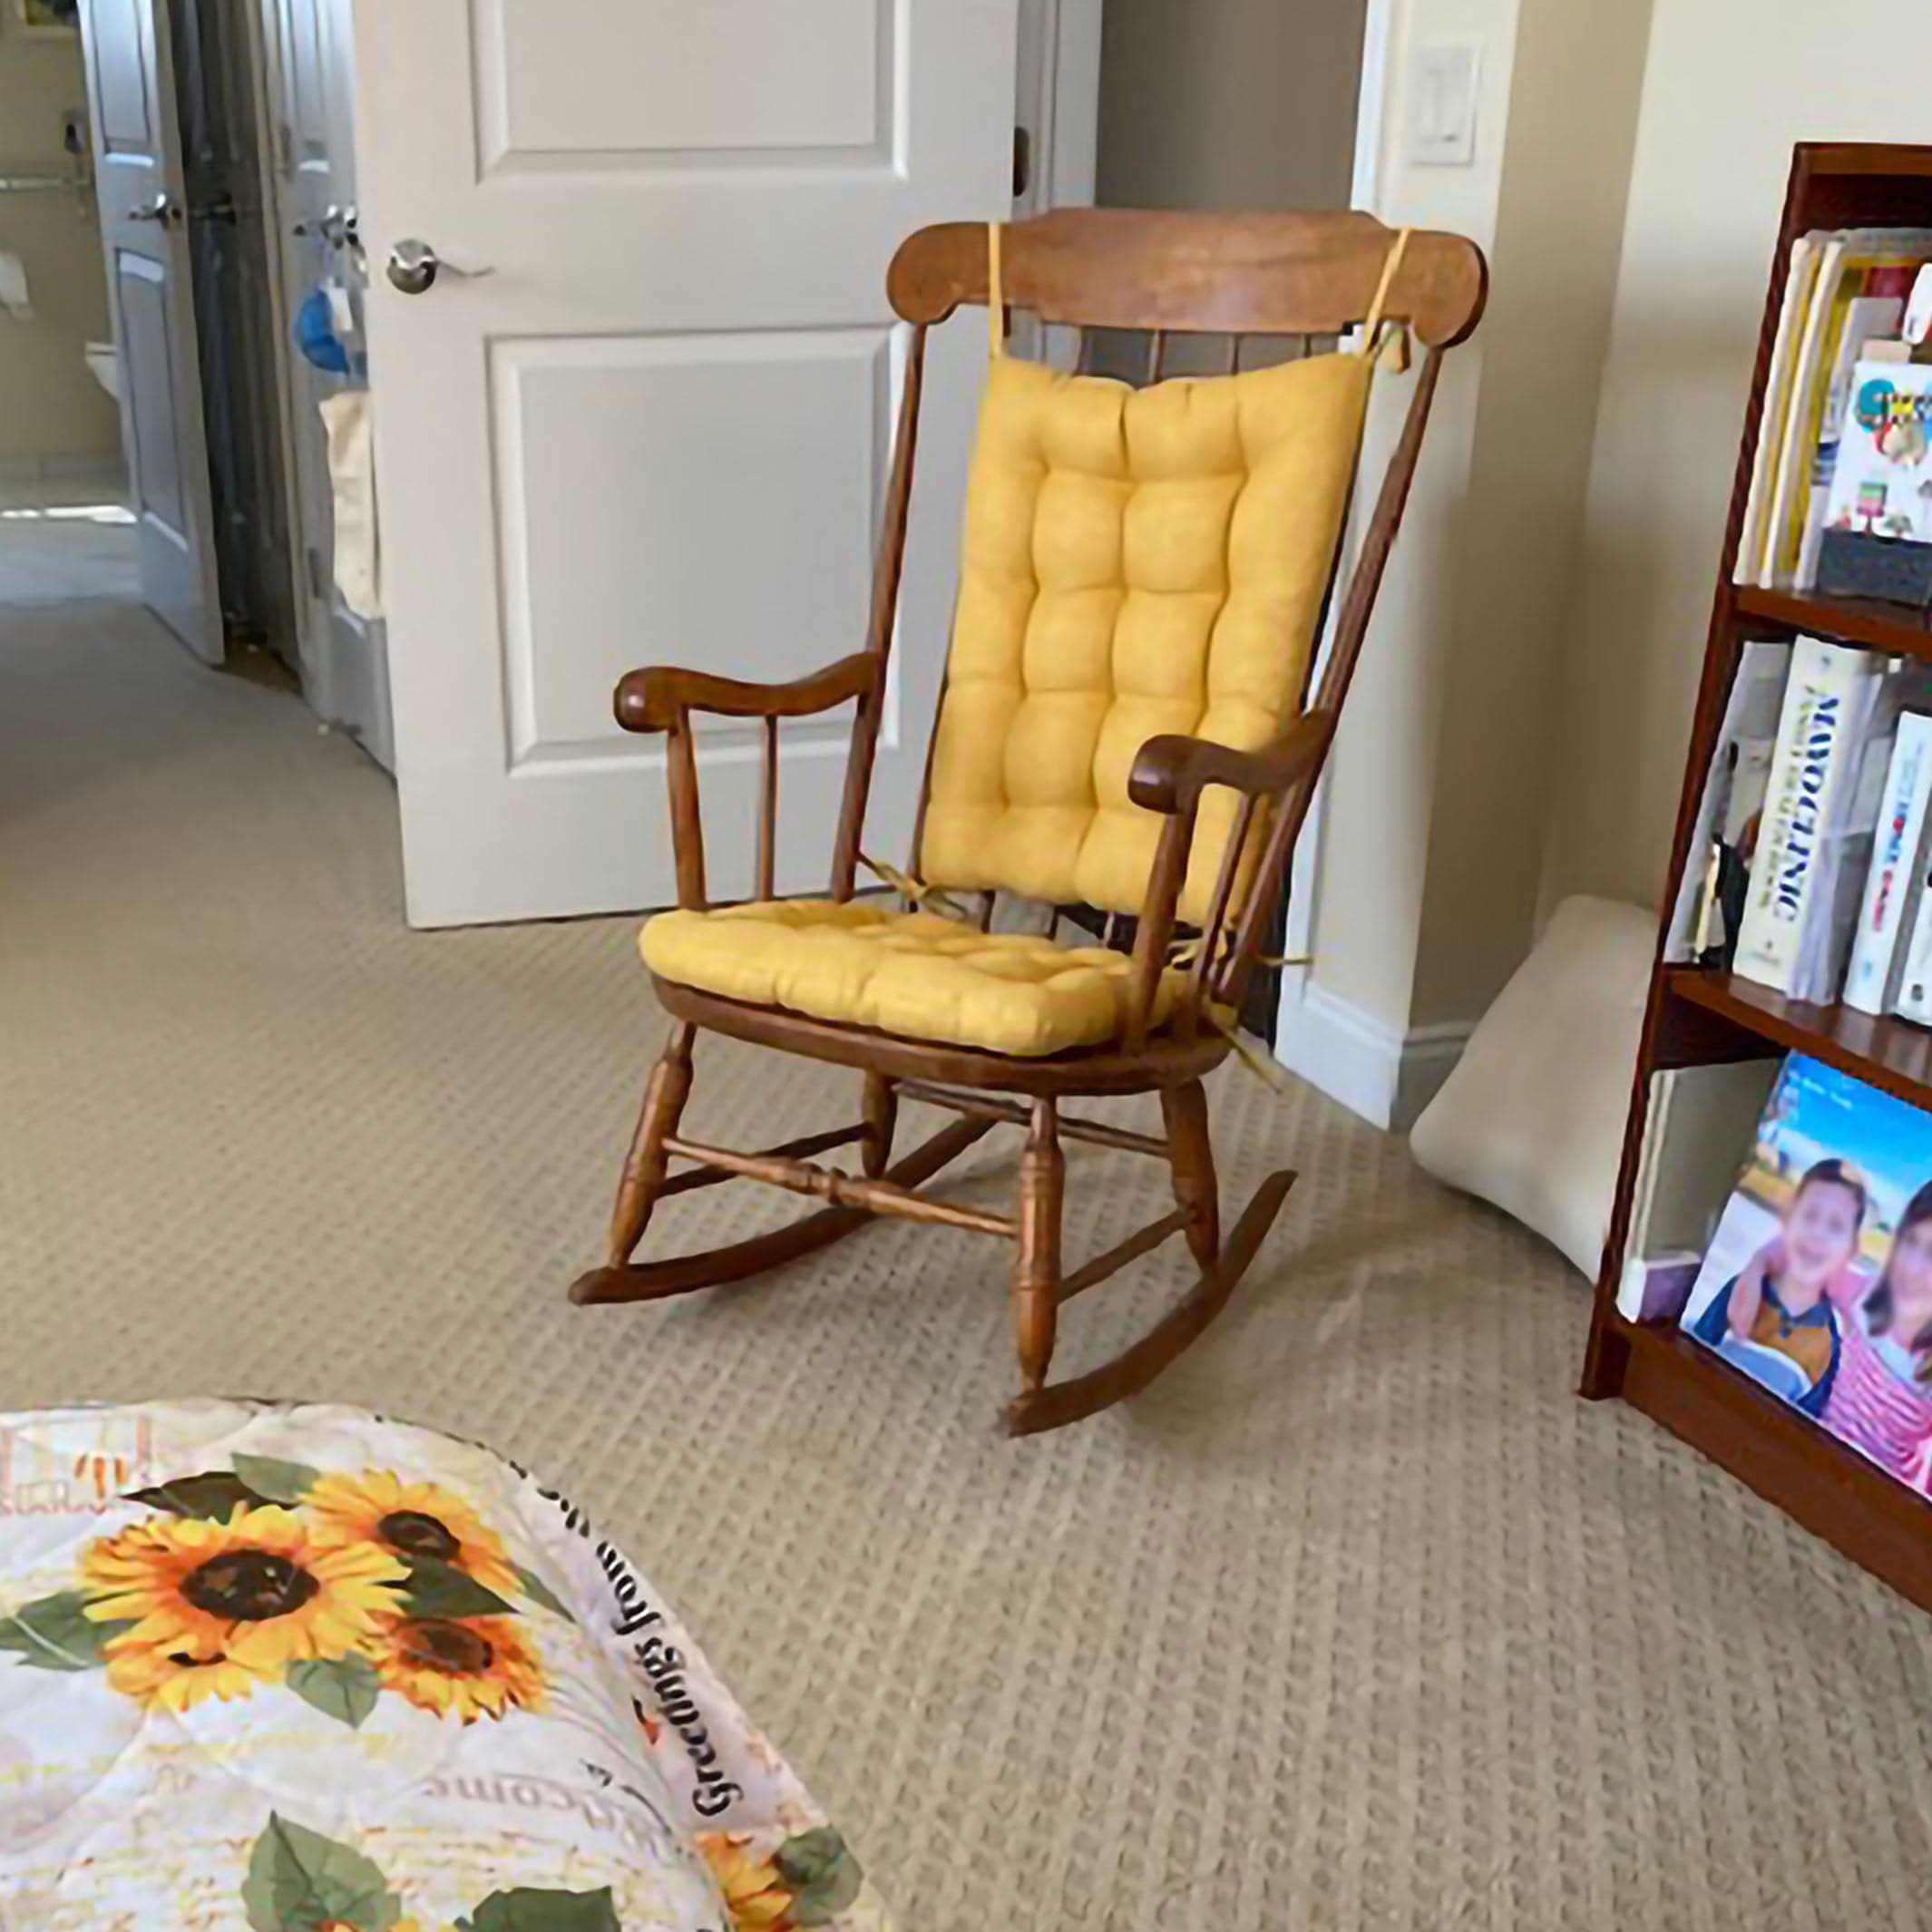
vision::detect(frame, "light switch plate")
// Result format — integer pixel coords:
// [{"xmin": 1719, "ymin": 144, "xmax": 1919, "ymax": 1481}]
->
[{"xmin": 1406, "ymin": 39, "xmax": 1479, "ymax": 168}]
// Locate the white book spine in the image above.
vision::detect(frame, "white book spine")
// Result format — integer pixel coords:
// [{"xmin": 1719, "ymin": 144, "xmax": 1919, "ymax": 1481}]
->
[
  {"xmin": 1761, "ymin": 239, "xmax": 1844, "ymax": 589},
  {"xmin": 1893, "ymin": 871, "xmax": 1932, "ymax": 1023},
  {"xmin": 1737, "ymin": 239, "xmax": 1817, "ymax": 585},
  {"xmin": 1845, "ymin": 712, "xmax": 1932, "ymax": 1012},
  {"xmin": 1733, "ymin": 638, "xmax": 1876, "ymax": 992}
]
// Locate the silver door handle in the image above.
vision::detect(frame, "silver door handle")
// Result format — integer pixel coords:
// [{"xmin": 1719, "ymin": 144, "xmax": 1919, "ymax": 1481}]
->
[
  {"xmin": 385, "ymin": 238, "xmax": 493, "ymax": 296},
  {"xmin": 128, "ymin": 193, "xmax": 179, "ymax": 225}
]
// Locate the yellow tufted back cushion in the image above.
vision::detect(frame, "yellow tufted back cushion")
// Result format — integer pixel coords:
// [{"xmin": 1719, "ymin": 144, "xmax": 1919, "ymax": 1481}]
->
[{"xmin": 918, "ymin": 349, "xmax": 1371, "ymax": 927}]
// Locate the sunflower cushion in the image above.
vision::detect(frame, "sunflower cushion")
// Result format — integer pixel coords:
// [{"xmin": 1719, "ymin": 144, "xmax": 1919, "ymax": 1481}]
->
[
  {"xmin": 919, "ymin": 349, "xmax": 1370, "ymax": 927},
  {"xmin": 640, "ymin": 897, "xmax": 1186, "ymax": 1057},
  {"xmin": 0, "ymin": 1399, "xmax": 891, "ymax": 1930}
]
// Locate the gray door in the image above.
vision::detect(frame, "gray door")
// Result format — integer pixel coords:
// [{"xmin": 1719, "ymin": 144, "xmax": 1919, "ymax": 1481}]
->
[
  {"xmin": 262, "ymin": 0, "xmax": 390, "ymax": 767},
  {"xmin": 78, "ymin": 0, "xmax": 223, "ymax": 661}
]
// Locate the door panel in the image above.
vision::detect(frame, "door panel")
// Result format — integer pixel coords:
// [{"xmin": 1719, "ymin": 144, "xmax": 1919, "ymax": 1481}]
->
[
  {"xmin": 496, "ymin": 328, "xmax": 887, "ymax": 766},
  {"xmin": 81, "ymin": 0, "xmax": 223, "ymax": 659},
  {"xmin": 352, "ymin": 0, "xmax": 1018, "ymax": 926},
  {"xmin": 479, "ymin": 0, "xmax": 887, "ymax": 164},
  {"xmin": 116, "ymin": 259, "xmax": 190, "ymax": 537},
  {"xmin": 260, "ymin": 0, "xmax": 392, "ymax": 766}
]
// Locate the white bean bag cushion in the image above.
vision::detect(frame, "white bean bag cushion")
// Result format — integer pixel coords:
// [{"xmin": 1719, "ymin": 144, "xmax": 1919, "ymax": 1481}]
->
[
  {"xmin": 1410, "ymin": 895, "xmax": 1653, "ymax": 1277},
  {"xmin": 0, "ymin": 1398, "xmax": 892, "ymax": 1930}
]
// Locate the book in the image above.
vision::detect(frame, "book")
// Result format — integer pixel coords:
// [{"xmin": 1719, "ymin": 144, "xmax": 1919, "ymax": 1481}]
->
[
  {"xmin": 1822, "ymin": 357, "xmax": 1932, "ymax": 548},
  {"xmin": 1736, "ymin": 237, "xmax": 1819, "ymax": 584},
  {"xmin": 1617, "ymin": 1252, "xmax": 1702, "ymax": 1326},
  {"xmin": 1844, "ymin": 710, "xmax": 1932, "ymax": 1014},
  {"xmin": 1615, "ymin": 1060, "xmax": 1781, "ymax": 1324},
  {"xmin": 1739, "ymin": 229, "xmax": 1932, "ymax": 587},
  {"xmin": 1761, "ymin": 235, "xmax": 1846, "ymax": 588},
  {"xmin": 1796, "ymin": 283, "xmax": 1912, "ymax": 587},
  {"xmin": 1732, "ymin": 638, "xmax": 1887, "ymax": 996},
  {"xmin": 1666, "ymin": 639, "xmax": 1791, "ymax": 967},
  {"xmin": 1892, "ymin": 867, "xmax": 1932, "ymax": 1023},
  {"xmin": 1680, "ymin": 1055, "xmax": 1932, "ymax": 1494}
]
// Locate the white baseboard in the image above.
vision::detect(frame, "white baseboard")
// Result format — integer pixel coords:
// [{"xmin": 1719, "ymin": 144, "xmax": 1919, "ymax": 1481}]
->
[
  {"xmin": 1274, "ymin": 971, "xmax": 1474, "ymax": 1133},
  {"xmin": 0, "ymin": 451, "xmax": 124, "ymax": 487}
]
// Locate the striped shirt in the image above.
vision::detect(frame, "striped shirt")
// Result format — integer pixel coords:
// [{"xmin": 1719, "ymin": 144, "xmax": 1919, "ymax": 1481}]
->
[{"xmin": 1821, "ymin": 1317, "xmax": 1932, "ymax": 1489}]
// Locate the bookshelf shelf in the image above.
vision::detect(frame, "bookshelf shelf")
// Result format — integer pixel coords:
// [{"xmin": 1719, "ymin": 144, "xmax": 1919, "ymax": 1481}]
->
[
  {"xmin": 1582, "ymin": 143, "xmax": 1932, "ymax": 1615},
  {"xmin": 1732, "ymin": 584, "xmax": 1932, "ymax": 659},
  {"xmin": 1614, "ymin": 1322, "xmax": 1932, "ymax": 1606},
  {"xmin": 1663, "ymin": 968, "xmax": 1932, "ymax": 1114}
]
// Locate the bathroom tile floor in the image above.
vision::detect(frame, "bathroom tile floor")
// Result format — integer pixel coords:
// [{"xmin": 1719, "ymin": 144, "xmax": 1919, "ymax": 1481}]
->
[{"xmin": 0, "ymin": 463, "xmax": 141, "ymax": 606}]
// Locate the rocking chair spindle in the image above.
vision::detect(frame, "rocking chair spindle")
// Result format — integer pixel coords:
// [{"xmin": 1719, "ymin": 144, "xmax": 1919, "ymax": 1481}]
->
[{"xmin": 572, "ymin": 209, "xmax": 1487, "ymax": 1435}]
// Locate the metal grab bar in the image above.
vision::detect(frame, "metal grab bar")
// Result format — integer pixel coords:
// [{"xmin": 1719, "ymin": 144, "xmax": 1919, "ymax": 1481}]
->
[{"xmin": 0, "ymin": 175, "xmax": 78, "ymax": 193}]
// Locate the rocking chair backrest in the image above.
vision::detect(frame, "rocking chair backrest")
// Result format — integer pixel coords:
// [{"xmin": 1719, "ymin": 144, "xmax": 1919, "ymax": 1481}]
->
[{"xmin": 828, "ymin": 210, "xmax": 1486, "ymax": 1005}]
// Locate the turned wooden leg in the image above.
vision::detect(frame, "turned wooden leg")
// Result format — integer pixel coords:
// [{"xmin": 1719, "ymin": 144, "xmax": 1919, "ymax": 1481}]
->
[
  {"xmin": 606, "ymin": 1022, "xmax": 696, "ymax": 1266},
  {"xmin": 1013, "ymin": 1099, "xmax": 1064, "ymax": 1391},
  {"xmin": 860, "ymin": 1073, "xmax": 898, "ymax": 1179},
  {"xmin": 1161, "ymin": 1079, "xmax": 1221, "ymax": 1266}
]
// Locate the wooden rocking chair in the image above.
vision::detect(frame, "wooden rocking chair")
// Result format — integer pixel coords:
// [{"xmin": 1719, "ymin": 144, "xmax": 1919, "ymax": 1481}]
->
[{"xmin": 571, "ymin": 210, "xmax": 1487, "ymax": 1435}]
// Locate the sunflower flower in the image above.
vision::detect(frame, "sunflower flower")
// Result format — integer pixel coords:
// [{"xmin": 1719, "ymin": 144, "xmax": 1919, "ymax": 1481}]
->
[
  {"xmin": 697, "ymin": 1834, "xmax": 799, "ymax": 1932},
  {"xmin": 371, "ymin": 1611, "xmax": 544, "ymax": 1722},
  {"xmin": 100, "ymin": 1633, "xmax": 272, "ymax": 1713},
  {"xmin": 81, "ymin": 1506, "xmax": 406, "ymax": 1700},
  {"xmin": 306, "ymin": 1470, "xmax": 520, "ymax": 1595}
]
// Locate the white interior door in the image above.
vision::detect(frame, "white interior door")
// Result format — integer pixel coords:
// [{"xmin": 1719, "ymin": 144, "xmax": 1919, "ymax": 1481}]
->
[
  {"xmin": 259, "ymin": 0, "xmax": 391, "ymax": 766},
  {"xmin": 349, "ymin": 0, "xmax": 1020, "ymax": 928},
  {"xmin": 79, "ymin": 0, "xmax": 222, "ymax": 662}
]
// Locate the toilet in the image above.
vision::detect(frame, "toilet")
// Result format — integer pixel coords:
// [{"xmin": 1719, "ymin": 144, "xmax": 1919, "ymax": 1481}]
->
[{"xmin": 83, "ymin": 340, "xmax": 121, "ymax": 402}]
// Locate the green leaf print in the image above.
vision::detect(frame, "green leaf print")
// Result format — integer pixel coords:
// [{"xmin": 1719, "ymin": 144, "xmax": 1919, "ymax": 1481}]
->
[
  {"xmin": 512, "ymin": 1562, "xmax": 573, "ymax": 1619},
  {"xmin": 775, "ymin": 1827, "xmax": 864, "ymax": 1927},
  {"xmin": 242, "ymin": 1812, "xmax": 401, "ymax": 1932},
  {"xmin": 401, "ymin": 1556, "xmax": 515, "ymax": 1621},
  {"xmin": 126, "ymin": 1470, "xmax": 273, "ymax": 1521},
  {"xmin": 286, "ymin": 1654, "xmax": 381, "ymax": 1729},
  {"xmin": 232, "ymin": 1454, "xmax": 323, "ymax": 1506},
  {"xmin": 0, "ymin": 1590, "xmax": 132, "ymax": 1672},
  {"xmin": 460, "ymin": 1888, "xmax": 621, "ymax": 1932}
]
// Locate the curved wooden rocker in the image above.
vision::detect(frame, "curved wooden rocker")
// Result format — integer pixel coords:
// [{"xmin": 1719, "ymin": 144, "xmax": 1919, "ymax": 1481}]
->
[{"xmin": 571, "ymin": 209, "xmax": 1487, "ymax": 1434}]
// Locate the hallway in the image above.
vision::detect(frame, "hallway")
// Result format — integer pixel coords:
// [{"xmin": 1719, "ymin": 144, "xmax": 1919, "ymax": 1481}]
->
[{"xmin": 2, "ymin": 613, "xmax": 1930, "ymax": 1931}]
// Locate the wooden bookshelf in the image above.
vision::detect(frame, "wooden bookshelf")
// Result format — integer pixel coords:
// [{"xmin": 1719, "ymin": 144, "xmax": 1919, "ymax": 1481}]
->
[
  {"xmin": 1732, "ymin": 584, "xmax": 1932, "ymax": 660},
  {"xmin": 1582, "ymin": 143, "xmax": 1932, "ymax": 1615},
  {"xmin": 1662, "ymin": 969, "xmax": 1932, "ymax": 1115}
]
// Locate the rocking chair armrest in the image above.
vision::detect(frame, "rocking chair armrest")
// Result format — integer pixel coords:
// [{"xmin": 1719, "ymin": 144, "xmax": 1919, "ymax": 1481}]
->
[
  {"xmin": 1127, "ymin": 709, "xmax": 1335, "ymax": 817},
  {"xmin": 613, "ymin": 652, "xmax": 881, "ymax": 734},
  {"xmin": 1120, "ymin": 711, "xmax": 1335, "ymax": 1050}
]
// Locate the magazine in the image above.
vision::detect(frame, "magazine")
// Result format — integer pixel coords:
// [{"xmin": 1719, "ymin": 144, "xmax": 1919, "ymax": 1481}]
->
[
  {"xmin": 1822, "ymin": 358, "xmax": 1932, "ymax": 547},
  {"xmin": 1681, "ymin": 1054, "xmax": 1932, "ymax": 1495}
]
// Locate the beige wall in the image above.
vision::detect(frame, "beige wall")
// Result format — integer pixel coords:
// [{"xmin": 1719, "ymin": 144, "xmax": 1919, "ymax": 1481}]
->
[
  {"xmin": 1098, "ymin": 0, "xmax": 1366, "ymax": 214},
  {"xmin": 1405, "ymin": 0, "xmax": 1654, "ymax": 1028},
  {"xmin": 0, "ymin": 15, "xmax": 118, "ymax": 468},
  {"xmin": 1541, "ymin": 0, "xmax": 1932, "ymax": 917},
  {"xmin": 1287, "ymin": 0, "xmax": 1654, "ymax": 1122}
]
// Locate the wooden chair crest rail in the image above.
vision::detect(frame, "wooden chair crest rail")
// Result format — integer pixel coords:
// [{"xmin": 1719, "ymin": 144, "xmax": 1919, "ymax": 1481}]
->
[{"xmin": 572, "ymin": 207, "xmax": 1488, "ymax": 1436}]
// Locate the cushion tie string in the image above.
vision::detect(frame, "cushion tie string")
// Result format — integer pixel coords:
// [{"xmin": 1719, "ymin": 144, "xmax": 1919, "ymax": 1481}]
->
[
  {"xmin": 859, "ymin": 852, "xmax": 973, "ymax": 923},
  {"xmin": 987, "ymin": 220, "xmax": 1006, "ymax": 361},
  {"xmin": 1359, "ymin": 225, "xmax": 1415, "ymax": 372}
]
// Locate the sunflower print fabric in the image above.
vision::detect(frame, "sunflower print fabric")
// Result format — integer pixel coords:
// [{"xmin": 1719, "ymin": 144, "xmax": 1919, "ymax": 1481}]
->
[{"xmin": 0, "ymin": 1400, "xmax": 893, "ymax": 1931}]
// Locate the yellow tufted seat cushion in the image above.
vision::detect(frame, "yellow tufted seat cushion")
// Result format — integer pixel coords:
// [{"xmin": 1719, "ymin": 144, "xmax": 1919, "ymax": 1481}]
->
[
  {"xmin": 640, "ymin": 900, "xmax": 1187, "ymax": 1057},
  {"xmin": 920, "ymin": 349, "xmax": 1370, "ymax": 926}
]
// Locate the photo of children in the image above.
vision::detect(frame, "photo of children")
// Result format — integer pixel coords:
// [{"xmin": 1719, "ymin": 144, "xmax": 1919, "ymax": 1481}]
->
[{"xmin": 1682, "ymin": 1054, "xmax": 1932, "ymax": 1493}]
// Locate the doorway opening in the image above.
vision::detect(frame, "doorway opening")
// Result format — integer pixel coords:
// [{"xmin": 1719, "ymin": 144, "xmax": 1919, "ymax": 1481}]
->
[
  {"xmin": 0, "ymin": 0, "xmax": 382, "ymax": 751},
  {"xmin": 0, "ymin": 7, "xmax": 138, "ymax": 607}
]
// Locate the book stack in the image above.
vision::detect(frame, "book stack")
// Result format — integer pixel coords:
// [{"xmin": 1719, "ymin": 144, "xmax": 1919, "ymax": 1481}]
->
[
  {"xmin": 1671, "ymin": 635, "xmax": 1932, "ymax": 1015},
  {"xmin": 1736, "ymin": 228, "xmax": 1932, "ymax": 593}
]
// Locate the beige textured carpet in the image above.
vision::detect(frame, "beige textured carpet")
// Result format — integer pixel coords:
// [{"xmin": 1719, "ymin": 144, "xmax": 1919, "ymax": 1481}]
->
[{"xmin": 3, "ymin": 606, "xmax": 1930, "ymax": 1931}]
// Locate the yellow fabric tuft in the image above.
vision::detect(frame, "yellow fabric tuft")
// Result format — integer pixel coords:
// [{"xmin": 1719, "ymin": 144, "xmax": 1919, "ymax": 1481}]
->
[
  {"xmin": 920, "ymin": 351, "xmax": 1370, "ymax": 926},
  {"xmin": 639, "ymin": 900, "xmax": 1186, "ymax": 1058}
]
